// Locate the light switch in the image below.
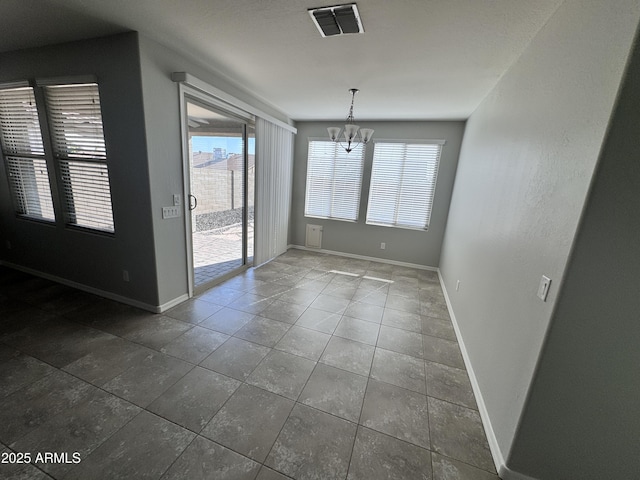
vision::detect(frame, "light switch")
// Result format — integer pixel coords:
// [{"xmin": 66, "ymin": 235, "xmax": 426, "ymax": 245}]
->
[
  {"xmin": 537, "ymin": 275, "xmax": 551, "ymax": 301},
  {"xmin": 162, "ymin": 206, "xmax": 180, "ymax": 219}
]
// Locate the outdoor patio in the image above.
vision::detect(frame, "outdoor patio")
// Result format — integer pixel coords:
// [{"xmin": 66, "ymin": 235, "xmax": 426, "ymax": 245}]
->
[{"xmin": 193, "ymin": 221, "xmax": 254, "ymax": 287}]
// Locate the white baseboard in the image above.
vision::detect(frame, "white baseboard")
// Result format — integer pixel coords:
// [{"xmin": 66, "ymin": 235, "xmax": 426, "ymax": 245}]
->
[
  {"xmin": 288, "ymin": 244, "xmax": 438, "ymax": 271},
  {"xmin": 157, "ymin": 294, "xmax": 190, "ymax": 313},
  {"xmin": 0, "ymin": 261, "xmax": 186, "ymax": 314},
  {"xmin": 437, "ymin": 272, "xmax": 540, "ymax": 480},
  {"xmin": 498, "ymin": 465, "xmax": 538, "ymax": 480},
  {"xmin": 438, "ymin": 269, "xmax": 519, "ymax": 480}
]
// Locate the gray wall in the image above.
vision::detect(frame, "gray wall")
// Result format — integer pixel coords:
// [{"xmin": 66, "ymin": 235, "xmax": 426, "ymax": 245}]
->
[
  {"xmin": 290, "ymin": 121, "xmax": 464, "ymax": 267},
  {"xmin": 137, "ymin": 34, "xmax": 292, "ymax": 305},
  {"xmin": 0, "ymin": 32, "xmax": 294, "ymax": 309},
  {"xmin": 438, "ymin": 0, "xmax": 640, "ymax": 475},
  {"xmin": 0, "ymin": 33, "xmax": 158, "ymax": 306},
  {"xmin": 509, "ymin": 23, "xmax": 640, "ymax": 479}
]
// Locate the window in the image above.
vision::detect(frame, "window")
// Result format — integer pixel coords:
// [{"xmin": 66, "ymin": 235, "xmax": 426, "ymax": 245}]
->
[
  {"xmin": 0, "ymin": 80, "xmax": 115, "ymax": 233},
  {"xmin": 44, "ymin": 83, "xmax": 114, "ymax": 232},
  {"xmin": 366, "ymin": 141, "xmax": 443, "ymax": 230},
  {"xmin": 0, "ymin": 86, "xmax": 55, "ymax": 221},
  {"xmin": 304, "ymin": 140, "xmax": 365, "ymax": 221}
]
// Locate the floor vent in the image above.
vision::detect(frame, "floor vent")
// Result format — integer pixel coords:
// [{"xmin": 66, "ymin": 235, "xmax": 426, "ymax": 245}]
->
[
  {"xmin": 305, "ymin": 224, "xmax": 323, "ymax": 249},
  {"xmin": 309, "ymin": 4, "xmax": 364, "ymax": 37}
]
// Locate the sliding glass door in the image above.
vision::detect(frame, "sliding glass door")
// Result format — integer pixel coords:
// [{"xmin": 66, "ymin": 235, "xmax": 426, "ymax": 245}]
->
[{"xmin": 184, "ymin": 97, "xmax": 254, "ymax": 292}]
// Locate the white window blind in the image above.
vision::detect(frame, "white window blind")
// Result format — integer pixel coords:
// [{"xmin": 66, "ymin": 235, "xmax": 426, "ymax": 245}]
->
[
  {"xmin": 304, "ymin": 140, "xmax": 364, "ymax": 221},
  {"xmin": 366, "ymin": 141, "xmax": 442, "ymax": 230},
  {"xmin": 44, "ymin": 83, "xmax": 114, "ymax": 232},
  {"xmin": 0, "ymin": 86, "xmax": 55, "ymax": 221}
]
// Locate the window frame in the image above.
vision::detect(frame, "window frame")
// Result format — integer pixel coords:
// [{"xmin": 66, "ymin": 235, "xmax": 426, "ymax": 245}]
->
[
  {"xmin": 365, "ymin": 139, "xmax": 444, "ymax": 231},
  {"xmin": 0, "ymin": 77, "xmax": 116, "ymax": 234},
  {"xmin": 41, "ymin": 81, "xmax": 115, "ymax": 233},
  {"xmin": 0, "ymin": 83, "xmax": 56, "ymax": 223},
  {"xmin": 304, "ymin": 138, "xmax": 365, "ymax": 222}
]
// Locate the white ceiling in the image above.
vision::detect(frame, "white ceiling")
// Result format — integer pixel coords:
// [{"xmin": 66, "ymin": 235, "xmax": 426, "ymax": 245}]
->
[{"xmin": 0, "ymin": 0, "xmax": 564, "ymax": 121}]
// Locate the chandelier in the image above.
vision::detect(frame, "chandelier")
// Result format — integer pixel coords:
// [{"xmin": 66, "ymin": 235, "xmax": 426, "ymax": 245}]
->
[{"xmin": 327, "ymin": 88, "xmax": 374, "ymax": 153}]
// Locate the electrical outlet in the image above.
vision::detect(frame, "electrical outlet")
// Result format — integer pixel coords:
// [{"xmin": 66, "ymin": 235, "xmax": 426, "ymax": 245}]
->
[
  {"xmin": 537, "ymin": 275, "xmax": 551, "ymax": 301},
  {"xmin": 162, "ymin": 206, "xmax": 180, "ymax": 219},
  {"xmin": 380, "ymin": 242, "xmax": 386, "ymax": 250},
  {"xmin": 173, "ymin": 194, "xmax": 181, "ymax": 206},
  {"xmin": 123, "ymin": 270, "xmax": 130, "ymax": 282}
]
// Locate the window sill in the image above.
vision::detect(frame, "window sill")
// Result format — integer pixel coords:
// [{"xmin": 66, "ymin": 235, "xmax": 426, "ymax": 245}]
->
[{"xmin": 304, "ymin": 214, "xmax": 358, "ymax": 223}]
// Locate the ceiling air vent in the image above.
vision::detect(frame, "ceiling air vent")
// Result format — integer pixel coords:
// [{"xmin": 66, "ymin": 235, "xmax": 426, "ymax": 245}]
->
[{"xmin": 309, "ymin": 4, "xmax": 364, "ymax": 37}]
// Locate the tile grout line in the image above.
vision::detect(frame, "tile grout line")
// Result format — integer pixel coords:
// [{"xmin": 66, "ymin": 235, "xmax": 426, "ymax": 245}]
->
[{"xmin": 0, "ymin": 253, "xmax": 494, "ymax": 479}]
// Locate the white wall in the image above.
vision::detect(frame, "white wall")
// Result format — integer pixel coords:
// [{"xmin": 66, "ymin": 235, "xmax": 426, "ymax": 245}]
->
[
  {"xmin": 290, "ymin": 121, "xmax": 464, "ymax": 267},
  {"xmin": 438, "ymin": 0, "xmax": 640, "ymax": 476},
  {"xmin": 508, "ymin": 23, "xmax": 640, "ymax": 478}
]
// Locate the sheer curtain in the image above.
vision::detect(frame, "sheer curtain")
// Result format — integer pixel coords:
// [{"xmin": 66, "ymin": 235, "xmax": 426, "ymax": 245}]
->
[{"xmin": 254, "ymin": 117, "xmax": 295, "ymax": 265}]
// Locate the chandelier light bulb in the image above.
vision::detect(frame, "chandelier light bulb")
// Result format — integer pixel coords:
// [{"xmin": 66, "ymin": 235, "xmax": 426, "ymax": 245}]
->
[
  {"xmin": 344, "ymin": 124, "xmax": 359, "ymax": 141},
  {"xmin": 327, "ymin": 127, "xmax": 341, "ymax": 141}
]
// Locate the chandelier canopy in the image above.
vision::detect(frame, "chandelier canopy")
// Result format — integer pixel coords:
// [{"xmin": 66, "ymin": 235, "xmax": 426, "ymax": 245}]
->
[{"xmin": 328, "ymin": 88, "xmax": 374, "ymax": 153}]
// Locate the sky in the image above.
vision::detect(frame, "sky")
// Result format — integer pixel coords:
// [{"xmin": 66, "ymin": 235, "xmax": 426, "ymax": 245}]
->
[{"xmin": 192, "ymin": 136, "xmax": 255, "ymax": 155}]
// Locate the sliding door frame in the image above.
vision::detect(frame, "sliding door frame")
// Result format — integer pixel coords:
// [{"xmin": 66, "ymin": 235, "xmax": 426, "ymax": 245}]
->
[{"xmin": 177, "ymin": 84, "xmax": 255, "ymax": 297}]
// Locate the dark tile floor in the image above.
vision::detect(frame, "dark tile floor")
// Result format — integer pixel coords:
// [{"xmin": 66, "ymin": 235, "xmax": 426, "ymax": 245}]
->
[{"xmin": 0, "ymin": 249, "xmax": 500, "ymax": 480}]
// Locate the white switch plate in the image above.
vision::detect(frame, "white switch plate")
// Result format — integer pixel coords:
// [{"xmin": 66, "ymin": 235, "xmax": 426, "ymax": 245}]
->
[
  {"xmin": 537, "ymin": 275, "xmax": 551, "ymax": 301},
  {"xmin": 380, "ymin": 242, "xmax": 386, "ymax": 250},
  {"xmin": 162, "ymin": 206, "xmax": 180, "ymax": 219},
  {"xmin": 173, "ymin": 194, "xmax": 181, "ymax": 206}
]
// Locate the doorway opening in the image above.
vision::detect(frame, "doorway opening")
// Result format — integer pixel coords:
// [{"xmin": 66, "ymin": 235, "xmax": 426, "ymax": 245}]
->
[{"xmin": 184, "ymin": 97, "xmax": 255, "ymax": 292}]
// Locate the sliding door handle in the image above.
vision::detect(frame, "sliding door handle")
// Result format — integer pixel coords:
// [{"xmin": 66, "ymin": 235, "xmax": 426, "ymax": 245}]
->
[{"xmin": 188, "ymin": 194, "xmax": 198, "ymax": 211}]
